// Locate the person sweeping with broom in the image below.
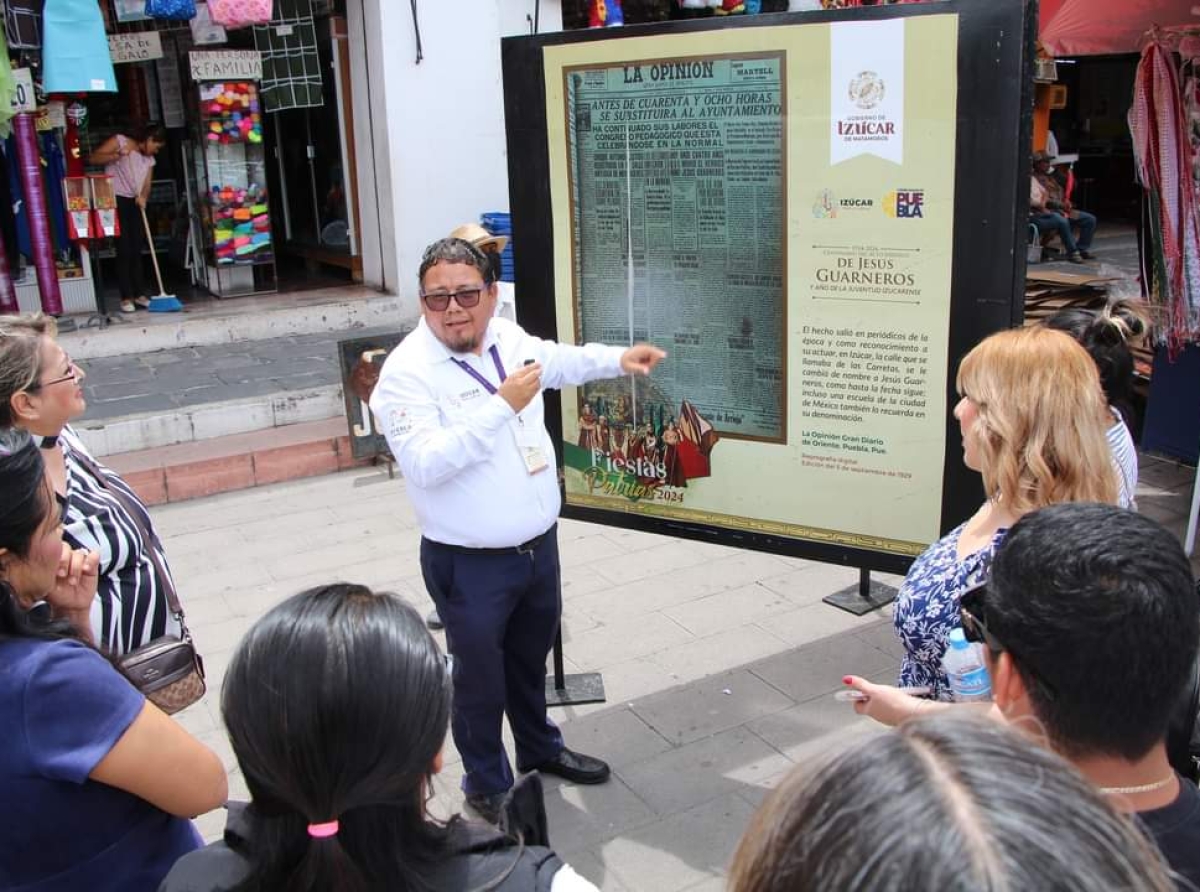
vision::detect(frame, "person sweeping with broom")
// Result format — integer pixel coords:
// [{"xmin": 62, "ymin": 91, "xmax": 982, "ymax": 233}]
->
[{"xmin": 88, "ymin": 123, "xmax": 178, "ymax": 313}]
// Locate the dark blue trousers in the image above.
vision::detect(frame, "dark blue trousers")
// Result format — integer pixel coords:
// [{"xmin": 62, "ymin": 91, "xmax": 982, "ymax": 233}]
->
[{"xmin": 420, "ymin": 528, "xmax": 565, "ymax": 796}]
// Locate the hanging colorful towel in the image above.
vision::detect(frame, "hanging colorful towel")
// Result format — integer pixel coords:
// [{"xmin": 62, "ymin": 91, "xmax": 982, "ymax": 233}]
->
[
  {"xmin": 42, "ymin": 0, "xmax": 117, "ymax": 92},
  {"xmin": 209, "ymin": 0, "xmax": 273, "ymax": 28},
  {"xmin": 145, "ymin": 0, "xmax": 197, "ymax": 21}
]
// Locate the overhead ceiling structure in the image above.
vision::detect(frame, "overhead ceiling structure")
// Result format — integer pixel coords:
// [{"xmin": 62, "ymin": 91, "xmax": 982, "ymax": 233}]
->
[{"xmin": 1040, "ymin": 0, "xmax": 1200, "ymax": 56}]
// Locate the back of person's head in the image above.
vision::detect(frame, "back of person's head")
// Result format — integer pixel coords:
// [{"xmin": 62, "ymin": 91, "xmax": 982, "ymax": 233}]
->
[
  {"xmin": 222, "ymin": 584, "xmax": 455, "ymax": 892},
  {"xmin": 987, "ymin": 502, "xmax": 1198, "ymax": 761},
  {"xmin": 955, "ymin": 326, "xmax": 1117, "ymax": 512},
  {"xmin": 0, "ymin": 313, "xmax": 55, "ymax": 427},
  {"xmin": 728, "ymin": 712, "xmax": 1174, "ymax": 892},
  {"xmin": 418, "ymin": 237, "xmax": 496, "ymax": 289},
  {"xmin": 132, "ymin": 121, "xmax": 168, "ymax": 144},
  {"xmin": 1043, "ymin": 299, "xmax": 1146, "ymax": 416}
]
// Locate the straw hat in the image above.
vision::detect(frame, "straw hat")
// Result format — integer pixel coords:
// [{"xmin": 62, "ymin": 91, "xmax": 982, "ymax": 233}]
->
[{"xmin": 449, "ymin": 222, "xmax": 508, "ymax": 254}]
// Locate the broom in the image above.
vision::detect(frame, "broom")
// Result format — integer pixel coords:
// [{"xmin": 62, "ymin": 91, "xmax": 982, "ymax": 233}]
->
[{"xmin": 140, "ymin": 204, "xmax": 183, "ymax": 313}]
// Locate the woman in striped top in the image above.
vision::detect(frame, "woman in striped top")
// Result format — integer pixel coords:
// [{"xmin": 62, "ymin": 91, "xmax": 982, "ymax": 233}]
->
[
  {"xmin": 0, "ymin": 314, "xmax": 181, "ymax": 653},
  {"xmin": 1043, "ymin": 299, "xmax": 1147, "ymax": 509}
]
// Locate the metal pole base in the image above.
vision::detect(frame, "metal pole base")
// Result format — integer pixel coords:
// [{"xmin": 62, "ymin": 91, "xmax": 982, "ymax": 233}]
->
[
  {"xmin": 545, "ymin": 672, "xmax": 607, "ymax": 707},
  {"xmin": 824, "ymin": 568, "xmax": 899, "ymax": 616}
]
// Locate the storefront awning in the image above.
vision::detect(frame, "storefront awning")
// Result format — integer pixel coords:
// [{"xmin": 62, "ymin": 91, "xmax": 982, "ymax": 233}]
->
[{"xmin": 1040, "ymin": 0, "xmax": 1200, "ymax": 57}]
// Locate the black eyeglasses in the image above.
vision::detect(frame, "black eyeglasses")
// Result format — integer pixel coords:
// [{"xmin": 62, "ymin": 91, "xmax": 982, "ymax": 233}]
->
[
  {"xmin": 26, "ymin": 355, "xmax": 78, "ymax": 391},
  {"xmin": 421, "ymin": 288, "xmax": 483, "ymax": 312},
  {"xmin": 960, "ymin": 579, "xmax": 1056, "ymax": 701}
]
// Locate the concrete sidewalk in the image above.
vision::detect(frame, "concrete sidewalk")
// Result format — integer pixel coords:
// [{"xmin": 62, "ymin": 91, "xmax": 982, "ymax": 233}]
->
[
  {"xmin": 154, "ymin": 452, "xmax": 1197, "ymax": 892},
  {"xmin": 158, "ymin": 465, "xmax": 895, "ymax": 891}
]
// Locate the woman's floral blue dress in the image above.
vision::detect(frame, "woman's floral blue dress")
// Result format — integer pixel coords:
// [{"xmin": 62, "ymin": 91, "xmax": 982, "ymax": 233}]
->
[{"xmin": 893, "ymin": 521, "xmax": 1008, "ymax": 699}]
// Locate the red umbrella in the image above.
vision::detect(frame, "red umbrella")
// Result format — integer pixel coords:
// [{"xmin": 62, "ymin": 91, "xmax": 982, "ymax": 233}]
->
[{"xmin": 1041, "ymin": 0, "xmax": 1199, "ymax": 56}]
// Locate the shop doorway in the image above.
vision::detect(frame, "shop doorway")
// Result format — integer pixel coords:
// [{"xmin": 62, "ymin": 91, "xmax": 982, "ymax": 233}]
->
[{"xmin": 265, "ymin": 15, "xmax": 362, "ymax": 290}]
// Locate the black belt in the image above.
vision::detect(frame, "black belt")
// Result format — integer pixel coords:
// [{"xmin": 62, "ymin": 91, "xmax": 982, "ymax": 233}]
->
[{"xmin": 425, "ymin": 525, "xmax": 554, "ymax": 556}]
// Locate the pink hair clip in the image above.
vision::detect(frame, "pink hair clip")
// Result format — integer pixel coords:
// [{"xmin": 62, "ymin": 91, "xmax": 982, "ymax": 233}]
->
[{"xmin": 307, "ymin": 820, "xmax": 339, "ymax": 839}]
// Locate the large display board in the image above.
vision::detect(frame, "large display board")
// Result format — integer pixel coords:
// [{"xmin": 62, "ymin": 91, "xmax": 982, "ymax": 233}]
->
[{"xmin": 503, "ymin": 1, "xmax": 1034, "ymax": 574}]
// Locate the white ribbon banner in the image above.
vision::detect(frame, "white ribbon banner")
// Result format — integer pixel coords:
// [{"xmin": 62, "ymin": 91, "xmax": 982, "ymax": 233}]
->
[{"xmin": 830, "ymin": 19, "xmax": 905, "ymax": 165}]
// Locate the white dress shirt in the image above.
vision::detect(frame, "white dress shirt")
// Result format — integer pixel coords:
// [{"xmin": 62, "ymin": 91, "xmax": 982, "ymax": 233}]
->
[{"xmin": 370, "ymin": 317, "xmax": 625, "ymax": 548}]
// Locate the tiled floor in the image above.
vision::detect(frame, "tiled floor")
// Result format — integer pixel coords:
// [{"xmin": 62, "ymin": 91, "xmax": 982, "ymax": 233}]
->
[{"xmin": 155, "ymin": 447, "xmax": 1199, "ymax": 892}]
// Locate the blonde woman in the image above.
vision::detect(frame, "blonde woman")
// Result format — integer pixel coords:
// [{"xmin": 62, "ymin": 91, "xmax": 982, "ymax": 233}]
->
[{"xmin": 892, "ymin": 327, "xmax": 1118, "ymax": 699}]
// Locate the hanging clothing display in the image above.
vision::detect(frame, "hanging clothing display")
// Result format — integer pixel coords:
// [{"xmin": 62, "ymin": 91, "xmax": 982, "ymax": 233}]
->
[
  {"xmin": 252, "ymin": 0, "xmax": 323, "ymax": 112},
  {"xmin": 6, "ymin": 136, "xmax": 31, "ymax": 263},
  {"xmin": 0, "ymin": 27, "xmax": 17, "ymax": 139},
  {"xmin": 13, "ymin": 113, "xmax": 62, "ymax": 314},
  {"xmin": 41, "ymin": 131, "xmax": 69, "ymax": 253},
  {"xmin": 0, "ymin": 143, "xmax": 20, "ymax": 273},
  {"xmin": 1130, "ymin": 38, "xmax": 1200, "ymax": 348},
  {"xmin": 42, "ymin": 0, "xmax": 117, "ymax": 93},
  {"xmin": 4, "ymin": 0, "xmax": 41, "ymax": 50}
]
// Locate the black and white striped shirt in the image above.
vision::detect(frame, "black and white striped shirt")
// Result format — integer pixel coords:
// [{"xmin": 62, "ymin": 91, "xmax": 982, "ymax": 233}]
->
[{"xmin": 59, "ymin": 426, "xmax": 181, "ymax": 653}]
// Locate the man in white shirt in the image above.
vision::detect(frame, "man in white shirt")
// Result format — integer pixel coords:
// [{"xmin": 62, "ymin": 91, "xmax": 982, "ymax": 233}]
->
[{"xmin": 371, "ymin": 237, "xmax": 665, "ymax": 823}]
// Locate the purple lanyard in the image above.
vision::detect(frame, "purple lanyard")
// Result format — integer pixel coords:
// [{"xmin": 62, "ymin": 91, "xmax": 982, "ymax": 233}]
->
[{"xmin": 451, "ymin": 345, "xmax": 507, "ymax": 395}]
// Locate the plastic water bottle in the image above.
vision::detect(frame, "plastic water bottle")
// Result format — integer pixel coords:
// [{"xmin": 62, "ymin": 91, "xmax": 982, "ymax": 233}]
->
[{"xmin": 942, "ymin": 628, "xmax": 992, "ymax": 702}]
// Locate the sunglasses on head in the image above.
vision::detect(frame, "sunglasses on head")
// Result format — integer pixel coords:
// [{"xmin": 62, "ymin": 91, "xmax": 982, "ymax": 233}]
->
[
  {"xmin": 959, "ymin": 578, "xmax": 1056, "ymax": 701},
  {"xmin": 421, "ymin": 288, "xmax": 483, "ymax": 312}
]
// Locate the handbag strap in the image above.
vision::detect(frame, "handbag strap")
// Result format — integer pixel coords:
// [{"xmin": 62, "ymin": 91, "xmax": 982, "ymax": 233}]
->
[{"xmin": 64, "ymin": 440, "xmax": 185, "ymax": 622}]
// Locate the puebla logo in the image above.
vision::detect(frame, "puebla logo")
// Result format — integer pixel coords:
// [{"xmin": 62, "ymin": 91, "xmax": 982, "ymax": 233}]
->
[{"xmin": 848, "ymin": 71, "xmax": 885, "ymax": 110}]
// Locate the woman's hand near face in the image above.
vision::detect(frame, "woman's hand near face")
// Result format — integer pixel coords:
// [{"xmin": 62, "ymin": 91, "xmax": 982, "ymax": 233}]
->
[{"xmin": 50, "ymin": 544, "xmax": 99, "ymax": 640}]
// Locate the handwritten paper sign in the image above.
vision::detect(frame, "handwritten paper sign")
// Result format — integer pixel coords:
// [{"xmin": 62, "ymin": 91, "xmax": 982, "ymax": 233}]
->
[
  {"xmin": 109, "ymin": 32, "xmax": 164, "ymax": 64},
  {"xmin": 189, "ymin": 50, "xmax": 262, "ymax": 81},
  {"xmin": 10, "ymin": 68, "xmax": 34, "ymax": 113}
]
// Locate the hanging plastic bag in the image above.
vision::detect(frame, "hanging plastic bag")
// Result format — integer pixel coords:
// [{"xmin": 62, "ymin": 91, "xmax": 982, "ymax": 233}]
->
[
  {"xmin": 191, "ymin": 2, "xmax": 228, "ymax": 43},
  {"xmin": 209, "ymin": 0, "xmax": 272, "ymax": 28},
  {"xmin": 145, "ymin": 0, "xmax": 197, "ymax": 21}
]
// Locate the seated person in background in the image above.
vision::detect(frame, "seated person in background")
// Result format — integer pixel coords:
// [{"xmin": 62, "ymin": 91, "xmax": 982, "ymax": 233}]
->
[
  {"xmin": 1030, "ymin": 150, "xmax": 1098, "ymax": 264},
  {"xmin": 160, "ymin": 583, "xmax": 598, "ymax": 892},
  {"xmin": 846, "ymin": 503, "xmax": 1200, "ymax": 889},
  {"xmin": 1043, "ymin": 298, "xmax": 1148, "ymax": 508},
  {"xmin": 727, "ymin": 712, "xmax": 1174, "ymax": 892},
  {"xmin": 0, "ymin": 428, "xmax": 227, "ymax": 892}
]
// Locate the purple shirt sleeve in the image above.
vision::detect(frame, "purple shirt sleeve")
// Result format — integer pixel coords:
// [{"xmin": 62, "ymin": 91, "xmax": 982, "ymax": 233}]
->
[{"xmin": 22, "ymin": 639, "xmax": 145, "ymax": 783}]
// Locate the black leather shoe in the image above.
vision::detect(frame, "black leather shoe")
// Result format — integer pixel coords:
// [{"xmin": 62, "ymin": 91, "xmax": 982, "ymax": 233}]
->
[
  {"xmin": 465, "ymin": 791, "xmax": 505, "ymax": 825},
  {"xmin": 528, "ymin": 748, "xmax": 611, "ymax": 785},
  {"xmin": 1080, "ymin": 250, "xmax": 1097, "ymax": 260}
]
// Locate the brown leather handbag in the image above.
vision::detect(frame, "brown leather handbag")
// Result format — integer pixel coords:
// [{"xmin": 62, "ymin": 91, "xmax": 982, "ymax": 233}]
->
[{"xmin": 70, "ymin": 446, "xmax": 206, "ymax": 714}]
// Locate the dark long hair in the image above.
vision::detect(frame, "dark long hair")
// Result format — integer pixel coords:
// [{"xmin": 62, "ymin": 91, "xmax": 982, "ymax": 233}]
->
[
  {"xmin": 222, "ymin": 584, "xmax": 459, "ymax": 892},
  {"xmin": 0, "ymin": 427, "xmax": 78, "ymax": 642},
  {"xmin": 1043, "ymin": 299, "xmax": 1146, "ymax": 422}
]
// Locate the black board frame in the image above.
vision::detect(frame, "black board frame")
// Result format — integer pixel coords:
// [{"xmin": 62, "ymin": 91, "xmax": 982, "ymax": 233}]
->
[{"xmin": 501, "ymin": 0, "xmax": 1035, "ymax": 576}]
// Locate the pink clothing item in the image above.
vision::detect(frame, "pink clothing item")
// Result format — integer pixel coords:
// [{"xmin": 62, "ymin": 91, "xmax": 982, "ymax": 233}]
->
[{"xmin": 105, "ymin": 135, "xmax": 155, "ymax": 199}]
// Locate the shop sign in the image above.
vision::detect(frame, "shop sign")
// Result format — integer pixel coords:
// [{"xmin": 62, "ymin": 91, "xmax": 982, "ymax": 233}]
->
[
  {"xmin": 189, "ymin": 50, "xmax": 262, "ymax": 82},
  {"xmin": 10, "ymin": 68, "xmax": 35, "ymax": 114},
  {"xmin": 109, "ymin": 32, "xmax": 164, "ymax": 64},
  {"xmin": 113, "ymin": 0, "xmax": 150, "ymax": 22},
  {"xmin": 36, "ymin": 101, "xmax": 66, "ymax": 131}
]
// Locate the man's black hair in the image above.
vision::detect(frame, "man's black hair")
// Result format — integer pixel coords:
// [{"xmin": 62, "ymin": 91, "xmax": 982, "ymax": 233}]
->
[{"xmin": 988, "ymin": 502, "xmax": 1198, "ymax": 760}]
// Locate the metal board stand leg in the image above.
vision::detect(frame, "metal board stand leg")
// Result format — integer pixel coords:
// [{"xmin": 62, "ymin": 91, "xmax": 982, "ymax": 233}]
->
[
  {"xmin": 545, "ymin": 629, "xmax": 606, "ymax": 707},
  {"xmin": 824, "ymin": 567, "xmax": 899, "ymax": 616},
  {"xmin": 1185, "ymin": 449, "xmax": 1200, "ymax": 557},
  {"xmin": 81, "ymin": 240, "xmax": 127, "ymax": 330}
]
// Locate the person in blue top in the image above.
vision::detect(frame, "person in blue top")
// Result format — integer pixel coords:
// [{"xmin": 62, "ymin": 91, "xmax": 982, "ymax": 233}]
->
[
  {"xmin": 888, "ymin": 327, "xmax": 1119, "ymax": 699},
  {"xmin": 0, "ymin": 427, "xmax": 227, "ymax": 891}
]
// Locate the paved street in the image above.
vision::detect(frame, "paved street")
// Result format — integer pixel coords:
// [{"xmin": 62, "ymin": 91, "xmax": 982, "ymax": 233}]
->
[
  {"xmin": 78, "ymin": 331, "xmax": 346, "ymax": 422},
  {"xmin": 158, "ymin": 453, "xmax": 1195, "ymax": 892}
]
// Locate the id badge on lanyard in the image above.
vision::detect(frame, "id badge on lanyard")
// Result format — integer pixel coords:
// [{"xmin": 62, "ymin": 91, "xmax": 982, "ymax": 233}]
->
[{"xmin": 453, "ymin": 345, "xmax": 548, "ymax": 476}]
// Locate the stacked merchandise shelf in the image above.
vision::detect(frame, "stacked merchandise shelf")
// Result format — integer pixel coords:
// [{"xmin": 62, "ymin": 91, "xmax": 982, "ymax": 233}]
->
[{"xmin": 196, "ymin": 81, "xmax": 276, "ymax": 297}]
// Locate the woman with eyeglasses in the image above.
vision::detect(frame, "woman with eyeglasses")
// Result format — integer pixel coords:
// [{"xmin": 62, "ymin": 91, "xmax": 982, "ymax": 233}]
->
[
  {"xmin": 0, "ymin": 428, "xmax": 227, "ymax": 891},
  {"xmin": 160, "ymin": 583, "xmax": 598, "ymax": 892},
  {"xmin": 0, "ymin": 314, "xmax": 182, "ymax": 654},
  {"xmin": 854, "ymin": 327, "xmax": 1118, "ymax": 702}
]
